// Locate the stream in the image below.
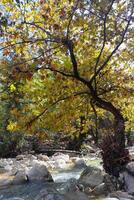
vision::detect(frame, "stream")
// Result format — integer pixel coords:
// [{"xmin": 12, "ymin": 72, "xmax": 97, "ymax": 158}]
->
[{"xmin": 0, "ymin": 157, "xmax": 101, "ymax": 200}]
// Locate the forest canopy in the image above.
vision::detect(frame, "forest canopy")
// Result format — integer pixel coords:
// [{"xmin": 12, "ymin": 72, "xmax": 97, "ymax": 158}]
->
[{"xmin": 0, "ymin": 0, "xmax": 133, "ymax": 146}]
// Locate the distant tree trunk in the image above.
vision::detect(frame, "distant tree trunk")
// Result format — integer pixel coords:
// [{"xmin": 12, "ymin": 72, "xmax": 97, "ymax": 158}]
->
[
  {"xmin": 90, "ymin": 101, "xmax": 99, "ymax": 145},
  {"xmin": 67, "ymin": 134, "xmax": 86, "ymax": 151},
  {"xmin": 89, "ymin": 126, "xmax": 99, "ymax": 145},
  {"xmin": 126, "ymin": 132, "xmax": 133, "ymax": 146},
  {"xmin": 67, "ymin": 116, "xmax": 87, "ymax": 151}
]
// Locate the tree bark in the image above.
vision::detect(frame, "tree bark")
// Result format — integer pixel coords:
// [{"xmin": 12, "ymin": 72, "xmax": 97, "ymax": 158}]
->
[{"xmin": 86, "ymin": 84, "xmax": 125, "ymax": 148}]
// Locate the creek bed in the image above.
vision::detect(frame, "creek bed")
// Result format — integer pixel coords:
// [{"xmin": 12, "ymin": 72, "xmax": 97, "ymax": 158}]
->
[{"xmin": 0, "ymin": 157, "xmax": 101, "ymax": 200}]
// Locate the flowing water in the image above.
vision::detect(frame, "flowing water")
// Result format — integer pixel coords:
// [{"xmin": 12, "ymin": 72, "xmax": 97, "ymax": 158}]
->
[{"xmin": 0, "ymin": 158, "xmax": 101, "ymax": 200}]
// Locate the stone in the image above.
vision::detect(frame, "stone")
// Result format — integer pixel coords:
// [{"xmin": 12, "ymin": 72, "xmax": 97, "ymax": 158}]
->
[
  {"xmin": 27, "ymin": 161, "xmax": 53, "ymax": 182},
  {"xmin": 0, "ymin": 167, "xmax": 8, "ymax": 174},
  {"xmin": 65, "ymin": 191, "xmax": 89, "ymax": 200},
  {"xmin": 37, "ymin": 154, "xmax": 50, "ymax": 161},
  {"xmin": 27, "ymin": 154, "xmax": 37, "ymax": 160},
  {"xmin": 16, "ymin": 155, "xmax": 25, "ymax": 161},
  {"xmin": 35, "ymin": 188, "xmax": 65, "ymax": 200},
  {"xmin": 59, "ymin": 178, "xmax": 79, "ymax": 193},
  {"xmin": 101, "ymin": 198, "xmax": 118, "ymax": 200},
  {"xmin": 119, "ymin": 171, "xmax": 134, "ymax": 194},
  {"xmin": 79, "ymin": 166, "xmax": 104, "ymax": 188},
  {"xmin": 126, "ymin": 162, "xmax": 134, "ymax": 174},
  {"xmin": 12, "ymin": 170, "xmax": 28, "ymax": 184},
  {"xmin": 54, "ymin": 159, "xmax": 67, "ymax": 169},
  {"xmin": 103, "ymin": 173, "xmax": 116, "ymax": 193},
  {"xmin": 51, "ymin": 153, "xmax": 70, "ymax": 163},
  {"xmin": 74, "ymin": 158, "xmax": 86, "ymax": 167},
  {"xmin": 92, "ymin": 183, "xmax": 107, "ymax": 195},
  {"xmin": 0, "ymin": 178, "xmax": 12, "ymax": 187},
  {"xmin": 4, "ymin": 165, "xmax": 12, "ymax": 172},
  {"xmin": 3, "ymin": 198, "xmax": 24, "ymax": 200},
  {"xmin": 109, "ymin": 191, "xmax": 134, "ymax": 200}
]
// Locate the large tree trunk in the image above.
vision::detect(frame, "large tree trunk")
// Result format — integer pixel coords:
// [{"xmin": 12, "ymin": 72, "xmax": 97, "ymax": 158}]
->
[
  {"xmin": 95, "ymin": 97, "xmax": 125, "ymax": 148},
  {"xmin": 87, "ymin": 85, "xmax": 130, "ymax": 176},
  {"xmin": 88, "ymin": 84, "xmax": 125, "ymax": 148}
]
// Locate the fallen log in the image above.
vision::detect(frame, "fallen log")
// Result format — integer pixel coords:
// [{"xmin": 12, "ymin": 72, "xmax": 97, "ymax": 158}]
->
[{"xmin": 35, "ymin": 148, "xmax": 82, "ymax": 156}]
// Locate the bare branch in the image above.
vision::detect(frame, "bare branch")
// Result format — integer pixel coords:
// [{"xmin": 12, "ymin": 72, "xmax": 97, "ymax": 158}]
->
[
  {"xmin": 22, "ymin": 21, "xmax": 52, "ymax": 37},
  {"xmin": 7, "ymin": 45, "xmax": 61, "ymax": 69},
  {"xmin": 0, "ymin": 38, "xmax": 49, "ymax": 52},
  {"xmin": 66, "ymin": 0, "xmax": 80, "ymax": 39},
  {"xmin": 44, "ymin": 67, "xmax": 74, "ymax": 78},
  {"xmin": 93, "ymin": 0, "xmax": 115, "ymax": 90}
]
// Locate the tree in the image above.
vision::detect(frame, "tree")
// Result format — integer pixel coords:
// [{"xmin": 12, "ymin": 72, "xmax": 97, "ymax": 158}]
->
[{"xmin": 0, "ymin": 0, "xmax": 133, "ymax": 174}]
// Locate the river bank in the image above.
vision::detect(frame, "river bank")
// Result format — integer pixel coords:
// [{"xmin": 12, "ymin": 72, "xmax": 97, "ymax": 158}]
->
[{"xmin": 0, "ymin": 147, "xmax": 134, "ymax": 200}]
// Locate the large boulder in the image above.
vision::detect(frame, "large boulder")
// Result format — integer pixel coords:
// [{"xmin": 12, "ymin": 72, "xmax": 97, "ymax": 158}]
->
[
  {"xmin": 109, "ymin": 191, "xmax": 134, "ymax": 200},
  {"xmin": 72, "ymin": 157, "xmax": 86, "ymax": 167},
  {"xmin": 27, "ymin": 161, "xmax": 53, "ymax": 182},
  {"xmin": 12, "ymin": 170, "xmax": 28, "ymax": 184},
  {"xmin": 51, "ymin": 153, "xmax": 70, "ymax": 163},
  {"xmin": 79, "ymin": 166, "xmax": 104, "ymax": 188},
  {"xmin": 0, "ymin": 176, "xmax": 12, "ymax": 187},
  {"xmin": 126, "ymin": 162, "xmax": 134, "ymax": 173},
  {"xmin": 58, "ymin": 178, "xmax": 79, "ymax": 194},
  {"xmin": 119, "ymin": 162, "xmax": 134, "ymax": 194},
  {"xmin": 35, "ymin": 188, "xmax": 65, "ymax": 200},
  {"xmin": 50, "ymin": 153, "xmax": 70, "ymax": 169},
  {"xmin": 54, "ymin": 159, "xmax": 67, "ymax": 169}
]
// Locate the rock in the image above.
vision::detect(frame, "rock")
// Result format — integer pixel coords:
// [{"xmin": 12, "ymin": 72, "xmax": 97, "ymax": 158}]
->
[
  {"xmin": 37, "ymin": 154, "xmax": 50, "ymax": 161},
  {"xmin": 79, "ymin": 166, "xmax": 104, "ymax": 188},
  {"xmin": 0, "ymin": 178, "xmax": 12, "ymax": 187},
  {"xmin": 0, "ymin": 167, "xmax": 8, "ymax": 174},
  {"xmin": 26, "ymin": 154, "xmax": 37, "ymax": 160},
  {"xmin": 59, "ymin": 178, "xmax": 79, "ymax": 193},
  {"xmin": 51, "ymin": 153, "xmax": 70, "ymax": 163},
  {"xmin": 120, "ymin": 171, "xmax": 134, "ymax": 194},
  {"xmin": 54, "ymin": 159, "xmax": 67, "ymax": 169},
  {"xmin": 101, "ymin": 198, "xmax": 118, "ymax": 200},
  {"xmin": 92, "ymin": 183, "xmax": 107, "ymax": 195},
  {"xmin": 126, "ymin": 162, "xmax": 134, "ymax": 174},
  {"xmin": 16, "ymin": 155, "xmax": 25, "ymax": 161},
  {"xmin": 27, "ymin": 161, "xmax": 53, "ymax": 182},
  {"xmin": 109, "ymin": 191, "xmax": 134, "ymax": 200},
  {"xmin": 82, "ymin": 144, "xmax": 96, "ymax": 153},
  {"xmin": 12, "ymin": 170, "xmax": 28, "ymax": 184},
  {"xmin": 65, "ymin": 191, "xmax": 89, "ymax": 200},
  {"xmin": 31, "ymin": 159, "xmax": 49, "ymax": 169},
  {"xmin": 73, "ymin": 158, "xmax": 86, "ymax": 167},
  {"xmin": 103, "ymin": 174, "xmax": 116, "ymax": 193},
  {"xmin": 4, "ymin": 165, "xmax": 12, "ymax": 172},
  {"xmin": 35, "ymin": 188, "xmax": 65, "ymax": 200},
  {"xmin": 2, "ymin": 198, "xmax": 24, "ymax": 200}
]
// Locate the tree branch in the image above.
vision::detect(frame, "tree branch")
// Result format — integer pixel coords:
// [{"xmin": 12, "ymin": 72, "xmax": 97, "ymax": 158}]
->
[
  {"xmin": 44, "ymin": 67, "xmax": 74, "ymax": 78},
  {"xmin": 26, "ymin": 90, "xmax": 89, "ymax": 128},
  {"xmin": 66, "ymin": 0, "xmax": 80, "ymax": 40},
  {"xmin": 63, "ymin": 39, "xmax": 79, "ymax": 77},
  {"xmin": 0, "ymin": 38, "xmax": 50, "ymax": 52},
  {"xmin": 90, "ymin": 5, "xmax": 133, "ymax": 84}
]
